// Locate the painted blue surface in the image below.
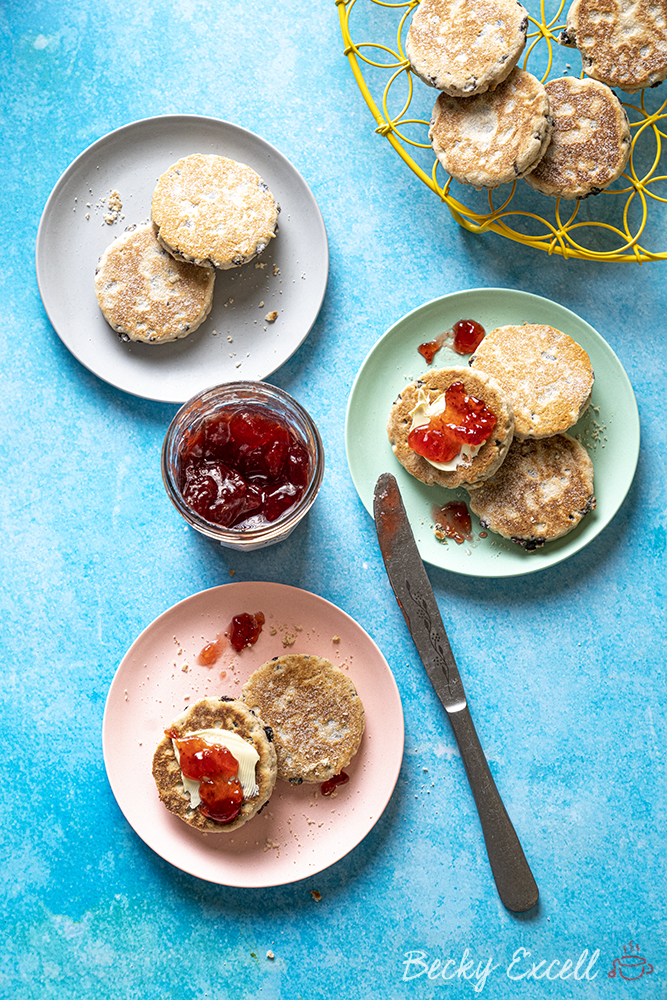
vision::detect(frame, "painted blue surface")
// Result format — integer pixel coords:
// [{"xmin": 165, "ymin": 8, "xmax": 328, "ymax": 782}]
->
[{"xmin": 1, "ymin": 1, "xmax": 665, "ymax": 997}]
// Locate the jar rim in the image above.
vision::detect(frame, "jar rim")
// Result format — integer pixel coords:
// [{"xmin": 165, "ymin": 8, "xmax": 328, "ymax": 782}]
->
[{"xmin": 161, "ymin": 381, "xmax": 324, "ymax": 546}]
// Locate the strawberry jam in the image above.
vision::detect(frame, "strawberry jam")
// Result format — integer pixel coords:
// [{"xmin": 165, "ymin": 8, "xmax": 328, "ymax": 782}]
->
[
  {"xmin": 452, "ymin": 319, "xmax": 485, "ymax": 355},
  {"xmin": 408, "ymin": 382, "xmax": 497, "ymax": 464},
  {"xmin": 321, "ymin": 771, "xmax": 349, "ymax": 796},
  {"xmin": 418, "ymin": 336, "xmax": 444, "ymax": 364},
  {"xmin": 178, "ymin": 406, "xmax": 310, "ymax": 529},
  {"xmin": 228, "ymin": 611, "xmax": 265, "ymax": 652},
  {"xmin": 433, "ymin": 501, "xmax": 473, "ymax": 544},
  {"xmin": 168, "ymin": 731, "xmax": 243, "ymax": 824},
  {"xmin": 198, "ymin": 633, "xmax": 227, "ymax": 666}
]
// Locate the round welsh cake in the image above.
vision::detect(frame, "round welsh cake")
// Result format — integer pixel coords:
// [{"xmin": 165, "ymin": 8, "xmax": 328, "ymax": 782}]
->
[
  {"xmin": 387, "ymin": 367, "xmax": 514, "ymax": 490},
  {"xmin": 429, "ymin": 68, "xmax": 553, "ymax": 188},
  {"xmin": 242, "ymin": 655, "xmax": 365, "ymax": 784},
  {"xmin": 468, "ymin": 434, "xmax": 596, "ymax": 549},
  {"xmin": 560, "ymin": 0, "xmax": 667, "ymax": 93},
  {"xmin": 470, "ymin": 324, "xmax": 594, "ymax": 439},
  {"xmin": 152, "ymin": 697, "xmax": 277, "ymax": 833},
  {"xmin": 152, "ymin": 154, "xmax": 280, "ymax": 269},
  {"xmin": 406, "ymin": 0, "xmax": 529, "ymax": 96},
  {"xmin": 525, "ymin": 77, "xmax": 631, "ymax": 199},
  {"xmin": 94, "ymin": 222, "xmax": 215, "ymax": 343}
]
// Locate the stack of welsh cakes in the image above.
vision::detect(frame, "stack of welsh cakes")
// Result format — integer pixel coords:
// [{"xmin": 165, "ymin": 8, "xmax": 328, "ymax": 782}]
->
[
  {"xmin": 408, "ymin": 0, "xmax": 639, "ymax": 199},
  {"xmin": 95, "ymin": 154, "xmax": 279, "ymax": 344}
]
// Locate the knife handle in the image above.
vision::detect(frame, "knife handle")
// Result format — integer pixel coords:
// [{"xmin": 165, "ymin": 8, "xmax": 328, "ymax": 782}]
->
[{"xmin": 447, "ymin": 705, "xmax": 539, "ymax": 913}]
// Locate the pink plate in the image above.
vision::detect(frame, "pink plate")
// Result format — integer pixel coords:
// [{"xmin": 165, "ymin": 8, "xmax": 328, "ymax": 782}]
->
[{"xmin": 103, "ymin": 582, "xmax": 404, "ymax": 886}]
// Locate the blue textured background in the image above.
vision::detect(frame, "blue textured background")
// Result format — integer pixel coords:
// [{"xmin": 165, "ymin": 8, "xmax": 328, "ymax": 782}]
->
[{"xmin": 1, "ymin": 1, "xmax": 665, "ymax": 997}]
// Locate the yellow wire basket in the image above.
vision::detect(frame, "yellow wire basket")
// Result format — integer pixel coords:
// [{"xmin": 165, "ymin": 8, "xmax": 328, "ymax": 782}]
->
[{"xmin": 336, "ymin": 0, "xmax": 667, "ymax": 261}]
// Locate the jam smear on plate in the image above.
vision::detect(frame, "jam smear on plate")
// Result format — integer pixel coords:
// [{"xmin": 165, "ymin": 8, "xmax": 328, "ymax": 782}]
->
[
  {"xmin": 321, "ymin": 771, "xmax": 349, "ymax": 796},
  {"xmin": 452, "ymin": 319, "xmax": 485, "ymax": 355},
  {"xmin": 433, "ymin": 501, "xmax": 473, "ymax": 544},
  {"xmin": 167, "ymin": 731, "xmax": 243, "ymax": 824},
  {"xmin": 417, "ymin": 321, "xmax": 485, "ymax": 364},
  {"xmin": 179, "ymin": 407, "xmax": 310, "ymax": 529},
  {"xmin": 408, "ymin": 381, "xmax": 497, "ymax": 463},
  {"xmin": 228, "ymin": 611, "xmax": 265, "ymax": 652}
]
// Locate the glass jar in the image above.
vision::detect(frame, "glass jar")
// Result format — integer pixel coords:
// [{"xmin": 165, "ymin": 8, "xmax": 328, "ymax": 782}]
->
[{"xmin": 162, "ymin": 382, "xmax": 324, "ymax": 551}]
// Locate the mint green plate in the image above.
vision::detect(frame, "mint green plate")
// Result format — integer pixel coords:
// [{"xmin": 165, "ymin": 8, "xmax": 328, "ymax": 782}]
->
[{"xmin": 345, "ymin": 288, "xmax": 640, "ymax": 578}]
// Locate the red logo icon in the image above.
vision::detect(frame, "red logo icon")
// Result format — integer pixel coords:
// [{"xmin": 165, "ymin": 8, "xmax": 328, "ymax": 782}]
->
[{"xmin": 608, "ymin": 942, "xmax": 654, "ymax": 981}]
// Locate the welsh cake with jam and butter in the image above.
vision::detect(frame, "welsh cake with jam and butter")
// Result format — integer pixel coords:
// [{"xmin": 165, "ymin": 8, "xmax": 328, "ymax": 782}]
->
[
  {"xmin": 387, "ymin": 366, "xmax": 515, "ymax": 490},
  {"xmin": 152, "ymin": 697, "xmax": 277, "ymax": 833}
]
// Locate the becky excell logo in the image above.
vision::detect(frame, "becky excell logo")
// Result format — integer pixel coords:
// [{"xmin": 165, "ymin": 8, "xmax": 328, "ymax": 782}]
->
[
  {"xmin": 402, "ymin": 948, "xmax": 601, "ymax": 993},
  {"xmin": 608, "ymin": 941, "xmax": 654, "ymax": 981},
  {"xmin": 402, "ymin": 942, "xmax": 657, "ymax": 992}
]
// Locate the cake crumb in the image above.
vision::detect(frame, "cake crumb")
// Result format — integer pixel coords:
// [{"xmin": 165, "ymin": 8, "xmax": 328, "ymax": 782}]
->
[
  {"xmin": 229, "ymin": 568, "xmax": 236, "ymax": 577},
  {"xmin": 103, "ymin": 189, "xmax": 122, "ymax": 225},
  {"xmin": 265, "ymin": 310, "xmax": 278, "ymax": 323},
  {"xmin": 310, "ymin": 890, "xmax": 322, "ymax": 902},
  {"xmin": 332, "ymin": 635, "xmax": 340, "ymax": 644},
  {"xmin": 266, "ymin": 950, "xmax": 275, "ymax": 960}
]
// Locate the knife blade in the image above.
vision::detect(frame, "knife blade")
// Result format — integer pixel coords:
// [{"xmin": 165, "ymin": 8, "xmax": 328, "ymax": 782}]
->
[{"xmin": 373, "ymin": 472, "xmax": 539, "ymax": 913}]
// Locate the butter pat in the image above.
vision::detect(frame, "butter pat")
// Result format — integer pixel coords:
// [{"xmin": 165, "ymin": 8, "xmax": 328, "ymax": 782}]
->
[
  {"xmin": 408, "ymin": 389, "xmax": 482, "ymax": 471},
  {"xmin": 172, "ymin": 728, "xmax": 260, "ymax": 808}
]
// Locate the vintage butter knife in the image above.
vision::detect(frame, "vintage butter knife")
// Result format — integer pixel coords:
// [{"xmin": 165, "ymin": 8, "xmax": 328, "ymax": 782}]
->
[{"xmin": 373, "ymin": 472, "xmax": 539, "ymax": 913}]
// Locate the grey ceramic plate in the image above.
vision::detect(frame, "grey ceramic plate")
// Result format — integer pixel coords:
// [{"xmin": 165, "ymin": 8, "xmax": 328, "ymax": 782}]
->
[
  {"xmin": 36, "ymin": 115, "xmax": 328, "ymax": 403},
  {"xmin": 345, "ymin": 288, "xmax": 640, "ymax": 578}
]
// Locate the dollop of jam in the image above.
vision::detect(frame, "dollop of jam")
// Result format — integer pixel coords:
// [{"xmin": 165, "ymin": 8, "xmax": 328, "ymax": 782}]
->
[
  {"xmin": 452, "ymin": 319, "xmax": 485, "ymax": 355},
  {"xmin": 418, "ymin": 335, "xmax": 445, "ymax": 364},
  {"xmin": 408, "ymin": 382, "xmax": 497, "ymax": 464},
  {"xmin": 433, "ymin": 501, "xmax": 473, "ymax": 545},
  {"xmin": 228, "ymin": 611, "xmax": 265, "ymax": 652},
  {"xmin": 167, "ymin": 731, "xmax": 243, "ymax": 824},
  {"xmin": 321, "ymin": 771, "xmax": 349, "ymax": 796},
  {"xmin": 178, "ymin": 407, "xmax": 310, "ymax": 529},
  {"xmin": 198, "ymin": 633, "xmax": 227, "ymax": 666}
]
